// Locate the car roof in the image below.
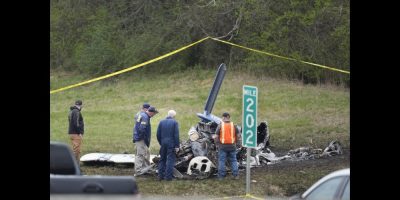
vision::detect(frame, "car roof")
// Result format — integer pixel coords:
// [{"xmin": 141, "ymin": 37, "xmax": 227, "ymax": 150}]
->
[{"xmin": 302, "ymin": 168, "xmax": 350, "ymax": 198}]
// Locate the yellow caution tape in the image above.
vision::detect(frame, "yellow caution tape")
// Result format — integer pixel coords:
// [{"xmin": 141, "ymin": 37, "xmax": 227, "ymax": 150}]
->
[
  {"xmin": 245, "ymin": 193, "xmax": 264, "ymax": 200},
  {"xmin": 50, "ymin": 36, "xmax": 211, "ymax": 94},
  {"xmin": 207, "ymin": 194, "xmax": 263, "ymax": 200},
  {"xmin": 207, "ymin": 195, "xmax": 246, "ymax": 200},
  {"xmin": 210, "ymin": 37, "xmax": 350, "ymax": 74},
  {"xmin": 50, "ymin": 36, "xmax": 348, "ymax": 94}
]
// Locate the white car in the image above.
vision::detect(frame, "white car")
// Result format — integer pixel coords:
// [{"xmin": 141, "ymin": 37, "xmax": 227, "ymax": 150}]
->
[{"xmin": 289, "ymin": 168, "xmax": 350, "ymax": 200}]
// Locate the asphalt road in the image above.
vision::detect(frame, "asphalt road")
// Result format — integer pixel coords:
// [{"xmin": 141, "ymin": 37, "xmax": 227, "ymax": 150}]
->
[{"xmin": 50, "ymin": 194, "xmax": 289, "ymax": 200}]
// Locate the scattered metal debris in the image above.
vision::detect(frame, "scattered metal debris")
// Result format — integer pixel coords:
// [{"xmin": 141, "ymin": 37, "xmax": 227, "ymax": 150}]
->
[
  {"xmin": 150, "ymin": 113, "xmax": 343, "ymax": 179},
  {"xmin": 81, "ymin": 64, "xmax": 344, "ymax": 180},
  {"xmin": 322, "ymin": 140, "xmax": 343, "ymax": 157},
  {"xmin": 152, "ymin": 64, "xmax": 343, "ymax": 179}
]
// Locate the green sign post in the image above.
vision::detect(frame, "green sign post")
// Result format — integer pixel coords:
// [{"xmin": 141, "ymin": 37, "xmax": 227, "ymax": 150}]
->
[
  {"xmin": 242, "ymin": 85, "xmax": 257, "ymax": 148},
  {"xmin": 242, "ymin": 85, "xmax": 258, "ymax": 195}
]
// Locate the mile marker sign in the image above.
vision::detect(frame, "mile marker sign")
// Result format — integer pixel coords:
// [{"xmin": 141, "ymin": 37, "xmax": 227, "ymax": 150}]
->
[{"xmin": 242, "ymin": 85, "xmax": 257, "ymax": 148}]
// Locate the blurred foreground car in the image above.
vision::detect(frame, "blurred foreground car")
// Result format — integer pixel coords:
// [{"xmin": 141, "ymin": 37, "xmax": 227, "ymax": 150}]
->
[
  {"xmin": 50, "ymin": 141, "xmax": 140, "ymax": 199},
  {"xmin": 289, "ymin": 168, "xmax": 349, "ymax": 200}
]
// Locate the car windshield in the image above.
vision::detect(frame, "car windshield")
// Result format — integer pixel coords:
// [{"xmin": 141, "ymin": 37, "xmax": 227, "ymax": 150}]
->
[
  {"xmin": 306, "ymin": 176, "xmax": 345, "ymax": 200},
  {"xmin": 341, "ymin": 179, "xmax": 350, "ymax": 200}
]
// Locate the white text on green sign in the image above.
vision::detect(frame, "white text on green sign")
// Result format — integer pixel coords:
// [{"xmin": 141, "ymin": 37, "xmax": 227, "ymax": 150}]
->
[{"xmin": 242, "ymin": 85, "xmax": 257, "ymax": 148}]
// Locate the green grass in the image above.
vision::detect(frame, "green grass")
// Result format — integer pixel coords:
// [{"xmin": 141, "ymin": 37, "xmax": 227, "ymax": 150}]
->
[{"xmin": 50, "ymin": 68, "xmax": 349, "ymax": 197}]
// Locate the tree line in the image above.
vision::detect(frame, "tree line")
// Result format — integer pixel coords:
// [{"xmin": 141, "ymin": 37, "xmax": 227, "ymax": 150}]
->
[{"xmin": 50, "ymin": 0, "xmax": 349, "ymax": 86}]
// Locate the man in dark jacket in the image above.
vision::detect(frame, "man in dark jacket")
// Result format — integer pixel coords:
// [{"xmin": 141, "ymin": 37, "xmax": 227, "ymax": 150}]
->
[
  {"xmin": 156, "ymin": 110, "xmax": 180, "ymax": 181},
  {"xmin": 133, "ymin": 106, "xmax": 158, "ymax": 176},
  {"xmin": 68, "ymin": 100, "xmax": 85, "ymax": 163}
]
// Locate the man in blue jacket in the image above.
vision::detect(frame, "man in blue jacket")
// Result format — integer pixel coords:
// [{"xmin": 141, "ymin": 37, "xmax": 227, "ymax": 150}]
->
[
  {"xmin": 156, "ymin": 110, "xmax": 180, "ymax": 181},
  {"xmin": 133, "ymin": 106, "xmax": 158, "ymax": 176}
]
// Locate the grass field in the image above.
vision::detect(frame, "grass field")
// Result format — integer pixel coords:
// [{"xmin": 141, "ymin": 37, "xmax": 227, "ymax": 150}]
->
[{"xmin": 50, "ymin": 67, "xmax": 349, "ymax": 198}]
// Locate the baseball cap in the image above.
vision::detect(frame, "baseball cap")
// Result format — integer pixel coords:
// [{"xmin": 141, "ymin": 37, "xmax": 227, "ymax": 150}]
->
[
  {"xmin": 148, "ymin": 106, "xmax": 158, "ymax": 113},
  {"xmin": 142, "ymin": 103, "xmax": 150, "ymax": 109},
  {"xmin": 222, "ymin": 112, "xmax": 230, "ymax": 117},
  {"xmin": 75, "ymin": 100, "xmax": 83, "ymax": 106}
]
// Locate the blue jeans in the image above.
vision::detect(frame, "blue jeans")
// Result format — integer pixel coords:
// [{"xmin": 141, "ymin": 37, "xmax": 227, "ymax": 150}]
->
[
  {"xmin": 218, "ymin": 148, "xmax": 238, "ymax": 178},
  {"xmin": 158, "ymin": 146, "xmax": 176, "ymax": 180}
]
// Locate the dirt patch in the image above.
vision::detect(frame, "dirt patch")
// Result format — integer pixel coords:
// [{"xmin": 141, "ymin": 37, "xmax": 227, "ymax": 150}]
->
[
  {"xmin": 248, "ymin": 148, "xmax": 350, "ymax": 196},
  {"xmin": 81, "ymin": 148, "xmax": 350, "ymax": 197},
  {"xmin": 259, "ymin": 148, "xmax": 349, "ymax": 171}
]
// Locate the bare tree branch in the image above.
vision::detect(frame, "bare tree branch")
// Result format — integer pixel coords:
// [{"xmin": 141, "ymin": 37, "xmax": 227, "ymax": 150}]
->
[
  {"xmin": 213, "ymin": 9, "xmax": 242, "ymax": 41},
  {"xmin": 196, "ymin": 0, "xmax": 216, "ymax": 8}
]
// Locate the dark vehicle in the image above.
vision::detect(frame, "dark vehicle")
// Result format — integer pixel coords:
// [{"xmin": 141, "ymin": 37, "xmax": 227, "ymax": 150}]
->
[
  {"xmin": 50, "ymin": 141, "xmax": 140, "ymax": 199},
  {"xmin": 50, "ymin": 141, "xmax": 81, "ymax": 175},
  {"xmin": 289, "ymin": 168, "xmax": 350, "ymax": 200}
]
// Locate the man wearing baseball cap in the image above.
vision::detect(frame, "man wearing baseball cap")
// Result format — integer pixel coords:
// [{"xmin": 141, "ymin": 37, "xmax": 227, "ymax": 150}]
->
[
  {"xmin": 215, "ymin": 112, "xmax": 240, "ymax": 180},
  {"xmin": 133, "ymin": 104, "xmax": 158, "ymax": 176}
]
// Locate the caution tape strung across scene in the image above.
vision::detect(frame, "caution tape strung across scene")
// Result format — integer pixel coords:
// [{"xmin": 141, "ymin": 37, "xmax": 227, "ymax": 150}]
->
[
  {"xmin": 207, "ymin": 194, "xmax": 264, "ymax": 200},
  {"xmin": 50, "ymin": 37, "xmax": 210, "ymax": 94},
  {"xmin": 210, "ymin": 37, "xmax": 350, "ymax": 74},
  {"xmin": 50, "ymin": 37, "xmax": 349, "ymax": 94}
]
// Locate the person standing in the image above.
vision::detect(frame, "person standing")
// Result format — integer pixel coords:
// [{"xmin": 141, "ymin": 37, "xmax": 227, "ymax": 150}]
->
[
  {"xmin": 133, "ymin": 106, "xmax": 158, "ymax": 176},
  {"xmin": 215, "ymin": 112, "xmax": 240, "ymax": 180},
  {"xmin": 68, "ymin": 100, "xmax": 85, "ymax": 163},
  {"xmin": 156, "ymin": 110, "xmax": 180, "ymax": 181},
  {"xmin": 135, "ymin": 103, "xmax": 150, "ymax": 120}
]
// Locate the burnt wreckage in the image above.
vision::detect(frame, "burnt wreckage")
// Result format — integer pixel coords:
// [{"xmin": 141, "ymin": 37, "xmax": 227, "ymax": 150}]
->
[
  {"xmin": 80, "ymin": 63, "xmax": 343, "ymax": 179},
  {"xmin": 151, "ymin": 63, "xmax": 343, "ymax": 179},
  {"xmin": 78, "ymin": 63, "xmax": 343, "ymax": 178},
  {"xmin": 152, "ymin": 63, "xmax": 271, "ymax": 179}
]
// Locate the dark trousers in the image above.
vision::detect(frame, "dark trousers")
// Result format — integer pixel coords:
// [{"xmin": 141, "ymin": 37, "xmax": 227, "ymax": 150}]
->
[
  {"xmin": 158, "ymin": 145, "xmax": 176, "ymax": 180},
  {"xmin": 218, "ymin": 148, "xmax": 238, "ymax": 178}
]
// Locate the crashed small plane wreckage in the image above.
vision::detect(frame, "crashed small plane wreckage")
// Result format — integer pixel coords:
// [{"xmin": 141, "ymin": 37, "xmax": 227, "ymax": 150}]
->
[{"xmin": 80, "ymin": 63, "xmax": 343, "ymax": 179}]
